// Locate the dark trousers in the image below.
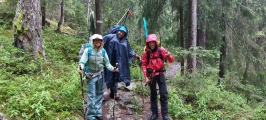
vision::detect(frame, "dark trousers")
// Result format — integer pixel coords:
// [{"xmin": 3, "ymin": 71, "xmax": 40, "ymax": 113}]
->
[{"xmin": 149, "ymin": 74, "xmax": 168, "ymax": 117}]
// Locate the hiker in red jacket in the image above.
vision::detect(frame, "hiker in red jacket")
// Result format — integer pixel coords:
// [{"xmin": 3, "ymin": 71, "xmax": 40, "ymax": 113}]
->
[{"xmin": 141, "ymin": 34, "xmax": 174, "ymax": 120}]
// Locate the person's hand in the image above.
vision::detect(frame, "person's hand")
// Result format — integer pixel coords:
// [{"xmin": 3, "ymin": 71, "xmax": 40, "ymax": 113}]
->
[
  {"xmin": 164, "ymin": 49, "xmax": 171, "ymax": 57},
  {"xmin": 113, "ymin": 67, "xmax": 119, "ymax": 72},
  {"xmin": 78, "ymin": 65, "xmax": 83, "ymax": 74},
  {"xmin": 165, "ymin": 51, "xmax": 171, "ymax": 57},
  {"xmin": 134, "ymin": 54, "xmax": 140, "ymax": 59},
  {"xmin": 145, "ymin": 77, "xmax": 151, "ymax": 84},
  {"xmin": 78, "ymin": 69, "xmax": 83, "ymax": 74}
]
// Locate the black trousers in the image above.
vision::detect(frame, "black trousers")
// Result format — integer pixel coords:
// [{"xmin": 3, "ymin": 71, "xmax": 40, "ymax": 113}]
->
[{"xmin": 149, "ymin": 74, "xmax": 168, "ymax": 117}]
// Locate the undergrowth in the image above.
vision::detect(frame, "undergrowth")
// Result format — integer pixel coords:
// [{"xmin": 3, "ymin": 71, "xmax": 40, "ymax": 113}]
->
[{"xmin": 0, "ymin": 27, "xmax": 266, "ymax": 119}]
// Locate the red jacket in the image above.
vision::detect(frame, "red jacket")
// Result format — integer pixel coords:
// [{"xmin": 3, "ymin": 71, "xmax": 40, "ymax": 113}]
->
[{"xmin": 141, "ymin": 47, "xmax": 174, "ymax": 78}]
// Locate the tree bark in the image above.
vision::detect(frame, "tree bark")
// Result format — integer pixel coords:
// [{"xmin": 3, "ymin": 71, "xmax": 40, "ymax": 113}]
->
[
  {"xmin": 179, "ymin": 5, "xmax": 185, "ymax": 75},
  {"xmin": 41, "ymin": 0, "xmax": 46, "ymax": 29},
  {"xmin": 187, "ymin": 0, "xmax": 197, "ymax": 74},
  {"xmin": 95, "ymin": 0, "xmax": 102, "ymax": 35},
  {"xmin": 219, "ymin": 0, "xmax": 226, "ymax": 81},
  {"xmin": 56, "ymin": 0, "xmax": 64, "ymax": 33},
  {"xmin": 13, "ymin": 0, "xmax": 46, "ymax": 60}
]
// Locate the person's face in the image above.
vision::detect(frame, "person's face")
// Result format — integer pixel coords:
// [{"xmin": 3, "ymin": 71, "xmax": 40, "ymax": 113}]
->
[
  {"xmin": 118, "ymin": 31, "xmax": 125, "ymax": 39},
  {"xmin": 93, "ymin": 39, "xmax": 102, "ymax": 48},
  {"xmin": 148, "ymin": 41, "xmax": 156, "ymax": 50}
]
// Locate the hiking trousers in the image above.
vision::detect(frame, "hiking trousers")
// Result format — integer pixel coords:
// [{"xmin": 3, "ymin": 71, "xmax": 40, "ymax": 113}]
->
[
  {"xmin": 149, "ymin": 74, "xmax": 168, "ymax": 117},
  {"xmin": 86, "ymin": 74, "xmax": 104, "ymax": 120}
]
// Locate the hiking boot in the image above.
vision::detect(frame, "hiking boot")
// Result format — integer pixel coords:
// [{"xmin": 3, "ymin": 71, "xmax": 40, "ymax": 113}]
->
[
  {"xmin": 109, "ymin": 93, "xmax": 114, "ymax": 99},
  {"xmin": 150, "ymin": 114, "xmax": 158, "ymax": 120},
  {"xmin": 162, "ymin": 115, "xmax": 170, "ymax": 120}
]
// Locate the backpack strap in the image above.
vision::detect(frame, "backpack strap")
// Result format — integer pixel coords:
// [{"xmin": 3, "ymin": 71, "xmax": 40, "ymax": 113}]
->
[
  {"xmin": 146, "ymin": 47, "xmax": 163, "ymax": 63},
  {"xmin": 87, "ymin": 46, "xmax": 92, "ymax": 58},
  {"xmin": 157, "ymin": 47, "xmax": 163, "ymax": 60}
]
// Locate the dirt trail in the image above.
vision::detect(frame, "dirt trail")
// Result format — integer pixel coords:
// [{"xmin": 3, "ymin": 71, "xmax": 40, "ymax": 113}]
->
[{"xmin": 101, "ymin": 61, "xmax": 180, "ymax": 120}]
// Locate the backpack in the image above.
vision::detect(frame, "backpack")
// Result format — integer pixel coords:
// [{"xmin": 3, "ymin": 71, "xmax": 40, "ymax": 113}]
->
[
  {"xmin": 78, "ymin": 43, "xmax": 106, "ymax": 72},
  {"xmin": 146, "ymin": 47, "xmax": 166, "ymax": 73},
  {"xmin": 106, "ymin": 25, "xmax": 120, "ymax": 35}
]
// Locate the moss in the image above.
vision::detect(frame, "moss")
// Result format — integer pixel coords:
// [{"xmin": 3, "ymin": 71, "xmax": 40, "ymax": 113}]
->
[
  {"xmin": 13, "ymin": 10, "xmax": 23, "ymax": 33},
  {"xmin": 13, "ymin": 10, "xmax": 29, "ymax": 37}
]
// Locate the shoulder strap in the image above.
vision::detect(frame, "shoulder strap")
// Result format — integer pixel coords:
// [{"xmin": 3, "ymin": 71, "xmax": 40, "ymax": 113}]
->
[
  {"xmin": 157, "ymin": 47, "xmax": 163, "ymax": 60},
  {"xmin": 87, "ymin": 47, "xmax": 92, "ymax": 58},
  {"xmin": 146, "ymin": 47, "xmax": 164, "ymax": 64},
  {"xmin": 146, "ymin": 49, "xmax": 151, "ymax": 64}
]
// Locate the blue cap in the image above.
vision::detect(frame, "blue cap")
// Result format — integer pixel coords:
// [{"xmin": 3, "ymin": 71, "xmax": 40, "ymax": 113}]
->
[{"xmin": 118, "ymin": 26, "xmax": 127, "ymax": 33}]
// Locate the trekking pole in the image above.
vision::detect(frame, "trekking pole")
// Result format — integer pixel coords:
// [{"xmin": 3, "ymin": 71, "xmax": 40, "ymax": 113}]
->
[
  {"xmin": 113, "ymin": 63, "xmax": 118, "ymax": 120},
  {"xmin": 79, "ymin": 65, "xmax": 85, "ymax": 100},
  {"xmin": 116, "ymin": 3, "xmax": 133, "ymax": 25},
  {"xmin": 138, "ymin": 57, "xmax": 145, "ymax": 109},
  {"xmin": 79, "ymin": 65, "xmax": 86, "ymax": 120}
]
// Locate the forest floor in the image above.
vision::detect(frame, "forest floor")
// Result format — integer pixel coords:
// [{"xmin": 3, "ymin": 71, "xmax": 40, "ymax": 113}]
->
[{"xmin": 0, "ymin": 62, "xmax": 180, "ymax": 120}]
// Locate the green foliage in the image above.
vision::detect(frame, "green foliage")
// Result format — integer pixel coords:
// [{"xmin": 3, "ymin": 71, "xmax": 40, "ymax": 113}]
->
[
  {"xmin": 0, "ymin": 28, "xmax": 82, "ymax": 119},
  {"xmin": 0, "ymin": 0, "xmax": 17, "ymax": 27},
  {"xmin": 168, "ymin": 71, "xmax": 255, "ymax": 119},
  {"xmin": 2, "ymin": 0, "xmax": 266, "ymax": 119},
  {"xmin": 64, "ymin": 0, "xmax": 88, "ymax": 37},
  {"xmin": 43, "ymin": 28, "xmax": 85, "ymax": 62},
  {"xmin": 130, "ymin": 64, "xmax": 149, "ymax": 97},
  {"xmin": 168, "ymin": 89, "xmax": 193, "ymax": 119},
  {"xmin": 0, "ymin": 31, "xmax": 43, "ymax": 75},
  {"xmin": 130, "ymin": 97, "xmax": 142, "ymax": 114},
  {"xmin": 133, "ymin": 81, "xmax": 149, "ymax": 97}
]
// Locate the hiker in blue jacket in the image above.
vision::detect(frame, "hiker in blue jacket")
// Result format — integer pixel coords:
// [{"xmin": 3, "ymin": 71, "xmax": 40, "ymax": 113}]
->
[
  {"xmin": 103, "ymin": 25, "xmax": 140, "ymax": 99},
  {"xmin": 78, "ymin": 34, "xmax": 119, "ymax": 120}
]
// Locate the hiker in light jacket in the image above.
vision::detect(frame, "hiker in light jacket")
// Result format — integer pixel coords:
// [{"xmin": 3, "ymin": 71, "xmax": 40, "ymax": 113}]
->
[{"xmin": 78, "ymin": 34, "xmax": 118, "ymax": 120}]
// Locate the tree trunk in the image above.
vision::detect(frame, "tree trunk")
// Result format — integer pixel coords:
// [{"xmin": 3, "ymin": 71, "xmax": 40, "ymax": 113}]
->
[
  {"xmin": 197, "ymin": 28, "xmax": 205, "ymax": 48},
  {"xmin": 179, "ymin": 5, "xmax": 185, "ymax": 75},
  {"xmin": 219, "ymin": 0, "xmax": 226, "ymax": 82},
  {"xmin": 41, "ymin": 0, "xmax": 46, "ymax": 29},
  {"xmin": 86, "ymin": 0, "xmax": 91, "ymax": 25},
  {"xmin": 56, "ymin": 0, "xmax": 64, "ymax": 33},
  {"xmin": 187, "ymin": 0, "xmax": 197, "ymax": 74},
  {"xmin": 13, "ymin": 0, "xmax": 46, "ymax": 60},
  {"xmin": 95, "ymin": 0, "xmax": 102, "ymax": 35}
]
